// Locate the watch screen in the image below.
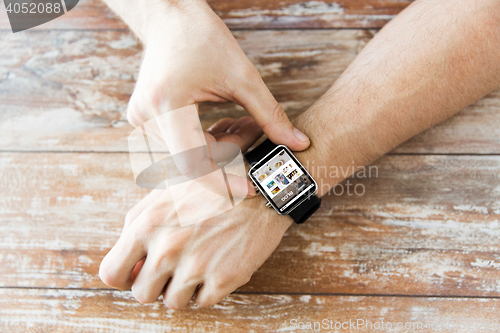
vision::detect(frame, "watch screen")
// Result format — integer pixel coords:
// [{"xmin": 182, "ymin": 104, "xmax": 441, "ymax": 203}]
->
[{"xmin": 249, "ymin": 146, "xmax": 317, "ymax": 215}]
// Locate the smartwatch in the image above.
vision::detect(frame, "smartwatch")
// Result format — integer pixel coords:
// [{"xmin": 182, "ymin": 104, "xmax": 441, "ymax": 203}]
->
[{"xmin": 245, "ymin": 139, "xmax": 321, "ymax": 224}]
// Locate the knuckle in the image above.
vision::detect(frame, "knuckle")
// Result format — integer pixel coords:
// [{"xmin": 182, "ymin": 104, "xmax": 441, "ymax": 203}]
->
[
  {"xmin": 126, "ymin": 96, "xmax": 145, "ymax": 128},
  {"xmin": 99, "ymin": 260, "xmax": 127, "ymax": 290},
  {"xmin": 195, "ymin": 286, "xmax": 225, "ymax": 308},
  {"xmin": 143, "ymin": 73, "xmax": 194, "ymax": 113},
  {"xmin": 181, "ymin": 258, "xmax": 206, "ymax": 281},
  {"xmin": 142, "ymin": 206, "xmax": 162, "ymax": 225},
  {"xmin": 126, "ymin": 82, "xmax": 167, "ymax": 128},
  {"xmin": 196, "ymin": 299, "xmax": 212, "ymax": 308},
  {"xmin": 240, "ymin": 65, "xmax": 260, "ymax": 83},
  {"xmin": 134, "ymin": 207, "xmax": 166, "ymax": 239},
  {"xmin": 195, "ymin": 293, "xmax": 215, "ymax": 308},
  {"xmin": 126, "ymin": 228, "xmax": 146, "ymax": 252},
  {"xmin": 212, "ymin": 272, "xmax": 238, "ymax": 291},
  {"xmin": 126, "ymin": 110, "xmax": 141, "ymax": 129},
  {"xmin": 229, "ymin": 66, "xmax": 258, "ymax": 98},
  {"xmin": 98, "ymin": 261, "xmax": 114, "ymax": 286},
  {"xmin": 149, "ymin": 250, "xmax": 178, "ymax": 276},
  {"xmin": 164, "ymin": 297, "xmax": 185, "ymax": 310},
  {"xmin": 270, "ymin": 102, "xmax": 288, "ymax": 124},
  {"xmin": 132, "ymin": 286, "xmax": 156, "ymax": 304}
]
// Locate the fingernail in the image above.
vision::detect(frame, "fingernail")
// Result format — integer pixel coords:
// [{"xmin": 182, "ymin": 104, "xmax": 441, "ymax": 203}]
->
[
  {"xmin": 247, "ymin": 184, "xmax": 257, "ymax": 197},
  {"xmin": 293, "ymin": 127, "xmax": 309, "ymax": 142}
]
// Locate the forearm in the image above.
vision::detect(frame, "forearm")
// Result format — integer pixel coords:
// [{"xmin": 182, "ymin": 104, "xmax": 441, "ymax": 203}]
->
[
  {"xmin": 295, "ymin": 0, "xmax": 500, "ymax": 196},
  {"xmin": 102, "ymin": 0, "xmax": 209, "ymax": 44}
]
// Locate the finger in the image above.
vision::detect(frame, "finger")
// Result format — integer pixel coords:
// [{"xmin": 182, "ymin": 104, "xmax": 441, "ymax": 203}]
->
[
  {"xmin": 225, "ymin": 173, "xmax": 256, "ymax": 199},
  {"xmin": 213, "ymin": 120, "xmax": 263, "ymax": 199},
  {"xmin": 214, "ymin": 119, "xmax": 263, "ymax": 153},
  {"xmin": 131, "ymin": 255, "xmax": 174, "ymax": 304},
  {"xmin": 194, "ymin": 280, "xmax": 239, "ymax": 308},
  {"xmin": 207, "ymin": 117, "xmax": 236, "ymax": 134},
  {"xmin": 232, "ymin": 73, "xmax": 310, "ymax": 151},
  {"xmin": 99, "ymin": 225, "xmax": 147, "ymax": 290},
  {"xmin": 163, "ymin": 276, "xmax": 202, "ymax": 310},
  {"xmin": 207, "ymin": 117, "xmax": 262, "ymax": 199},
  {"xmin": 131, "ymin": 258, "xmax": 145, "ymax": 281},
  {"xmin": 226, "ymin": 116, "xmax": 254, "ymax": 134}
]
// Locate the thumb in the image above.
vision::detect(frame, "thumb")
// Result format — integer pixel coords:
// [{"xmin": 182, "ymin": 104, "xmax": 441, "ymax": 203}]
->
[{"xmin": 232, "ymin": 73, "xmax": 310, "ymax": 151}]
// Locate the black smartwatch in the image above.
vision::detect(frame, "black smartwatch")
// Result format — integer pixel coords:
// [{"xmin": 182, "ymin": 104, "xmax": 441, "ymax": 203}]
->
[{"xmin": 245, "ymin": 139, "xmax": 321, "ymax": 224}]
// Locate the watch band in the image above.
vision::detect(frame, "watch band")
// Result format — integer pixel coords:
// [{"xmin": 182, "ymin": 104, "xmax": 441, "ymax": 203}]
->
[
  {"xmin": 244, "ymin": 139, "xmax": 321, "ymax": 224},
  {"xmin": 289, "ymin": 193, "xmax": 321, "ymax": 224}
]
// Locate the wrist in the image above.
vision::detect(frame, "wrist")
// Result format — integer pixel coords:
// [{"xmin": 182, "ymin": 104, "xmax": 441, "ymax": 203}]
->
[
  {"xmin": 141, "ymin": 0, "xmax": 212, "ymax": 45},
  {"xmin": 292, "ymin": 104, "xmax": 367, "ymax": 197},
  {"xmin": 263, "ymin": 194, "xmax": 294, "ymax": 229}
]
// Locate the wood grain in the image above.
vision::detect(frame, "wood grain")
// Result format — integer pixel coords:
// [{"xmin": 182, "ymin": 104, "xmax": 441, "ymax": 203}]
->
[
  {"xmin": 1, "ymin": 30, "xmax": 499, "ymax": 153},
  {"xmin": 1, "ymin": 288, "xmax": 499, "ymax": 333},
  {"xmin": 1, "ymin": 152, "xmax": 499, "ymax": 297},
  {"xmin": 0, "ymin": 0, "xmax": 412, "ymax": 31},
  {"xmin": 209, "ymin": 0, "xmax": 413, "ymax": 29},
  {"xmin": 1, "ymin": 0, "xmax": 497, "ymax": 330}
]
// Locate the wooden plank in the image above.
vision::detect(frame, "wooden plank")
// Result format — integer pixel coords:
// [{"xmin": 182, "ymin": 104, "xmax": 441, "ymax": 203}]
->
[
  {"xmin": 0, "ymin": 288, "xmax": 499, "ymax": 332},
  {"xmin": 209, "ymin": 0, "xmax": 413, "ymax": 29},
  {"xmin": 394, "ymin": 92, "xmax": 500, "ymax": 154},
  {"xmin": 1, "ymin": 29, "xmax": 499, "ymax": 153},
  {"xmin": 1, "ymin": 153, "xmax": 499, "ymax": 296},
  {"xmin": 0, "ymin": 0, "xmax": 412, "ymax": 31}
]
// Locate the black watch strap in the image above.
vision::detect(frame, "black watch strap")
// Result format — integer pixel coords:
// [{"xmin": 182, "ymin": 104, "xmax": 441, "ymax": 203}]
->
[
  {"xmin": 289, "ymin": 193, "xmax": 321, "ymax": 224},
  {"xmin": 244, "ymin": 138, "xmax": 279, "ymax": 165},
  {"xmin": 244, "ymin": 139, "xmax": 321, "ymax": 224}
]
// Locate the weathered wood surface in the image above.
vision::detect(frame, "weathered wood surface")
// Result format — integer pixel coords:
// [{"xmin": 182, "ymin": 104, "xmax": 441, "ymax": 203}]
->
[
  {"xmin": 0, "ymin": 0, "xmax": 412, "ymax": 31},
  {"xmin": 1, "ymin": 30, "xmax": 499, "ymax": 153},
  {"xmin": 1, "ymin": 0, "xmax": 499, "ymax": 330},
  {"xmin": 1, "ymin": 152, "xmax": 499, "ymax": 297},
  {"xmin": 1, "ymin": 289, "xmax": 499, "ymax": 333},
  {"xmin": 209, "ymin": 0, "xmax": 413, "ymax": 29}
]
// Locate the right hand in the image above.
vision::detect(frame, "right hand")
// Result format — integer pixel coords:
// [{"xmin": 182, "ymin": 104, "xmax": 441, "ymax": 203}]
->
[
  {"xmin": 100, "ymin": 116, "xmax": 295, "ymax": 309},
  {"xmin": 126, "ymin": 0, "xmax": 310, "ymax": 151}
]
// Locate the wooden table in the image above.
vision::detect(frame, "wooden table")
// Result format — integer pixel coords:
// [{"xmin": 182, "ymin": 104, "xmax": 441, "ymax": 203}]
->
[{"xmin": 1, "ymin": 0, "xmax": 499, "ymax": 331}]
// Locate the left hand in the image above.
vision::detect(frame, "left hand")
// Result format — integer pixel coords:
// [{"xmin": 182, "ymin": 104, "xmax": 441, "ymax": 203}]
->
[{"xmin": 99, "ymin": 117, "xmax": 293, "ymax": 309}]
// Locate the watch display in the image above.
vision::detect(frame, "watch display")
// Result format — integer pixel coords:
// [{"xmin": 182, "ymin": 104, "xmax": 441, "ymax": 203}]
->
[{"xmin": 248, "ymin": 145, "xmax": 317, "ymax": 215}]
